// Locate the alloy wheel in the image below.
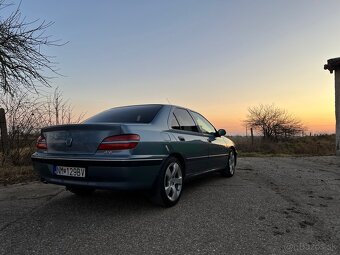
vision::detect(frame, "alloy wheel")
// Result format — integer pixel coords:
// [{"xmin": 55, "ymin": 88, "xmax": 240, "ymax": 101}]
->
[
  {"xmin": 164, "ymin": 162, "xmax": 183, "ymax": 202},
  {"xmin": 229, "ymin": 151, "xmax": 235, "ymax": 175}
]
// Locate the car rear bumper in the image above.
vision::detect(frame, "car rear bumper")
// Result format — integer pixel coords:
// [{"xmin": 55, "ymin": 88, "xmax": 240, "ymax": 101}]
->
[{"xmin": 31, "ymin": 155, "xmax": 165, "ymax": 190}]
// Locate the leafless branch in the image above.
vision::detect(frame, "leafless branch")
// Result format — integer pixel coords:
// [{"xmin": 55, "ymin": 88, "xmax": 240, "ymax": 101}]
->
[
  {"xmin": 0, "ymin": 0, "xmax": 64, "ymax": 95},
  {"xmin": 0, "ymin": 88, "xmax": 85, "ymax": 164}
]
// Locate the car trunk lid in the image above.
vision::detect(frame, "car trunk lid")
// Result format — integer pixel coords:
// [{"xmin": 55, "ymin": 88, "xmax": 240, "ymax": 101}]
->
[{"xmin": 42, "ymin": 124, "xmax": 121, "ymax": 154}]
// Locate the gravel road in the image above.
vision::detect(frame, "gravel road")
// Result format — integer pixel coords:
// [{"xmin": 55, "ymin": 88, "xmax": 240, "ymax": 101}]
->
[{"xmin": 0, "ymin": 157, "xmax": 339, "ymax": 255}]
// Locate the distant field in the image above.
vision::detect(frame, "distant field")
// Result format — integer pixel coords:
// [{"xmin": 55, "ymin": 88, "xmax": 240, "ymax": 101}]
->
[{"xmin": 231, "ymin": 134, "xmax": 336, "ymax": 157}]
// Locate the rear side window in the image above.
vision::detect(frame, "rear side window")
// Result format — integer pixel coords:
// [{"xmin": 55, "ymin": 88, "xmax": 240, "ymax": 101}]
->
[
  {"xmin": 84, "ymin": 105, "xmax": 163, "ymax": 123},
  {"xmin": 173, "ymin": 108, "xmax": 198, "ymax": 132}
]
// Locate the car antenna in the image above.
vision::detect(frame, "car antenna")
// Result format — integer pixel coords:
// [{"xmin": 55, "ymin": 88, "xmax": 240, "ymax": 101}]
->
[{"xmin": 166, "ymin": 98, "xmax": 172, "ymax": 104}]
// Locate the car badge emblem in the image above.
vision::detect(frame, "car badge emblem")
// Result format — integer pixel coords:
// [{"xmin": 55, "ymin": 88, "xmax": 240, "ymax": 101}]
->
[{"xmin": 65, "ymin": 137, "xmax": 73, "ymax": 147}]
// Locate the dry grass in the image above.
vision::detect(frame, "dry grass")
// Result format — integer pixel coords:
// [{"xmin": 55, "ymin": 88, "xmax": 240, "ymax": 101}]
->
[
  {"xmin": 0, "ymin": 164, "xmax": 38, "ymax": 185},
  {"xmin": 231, "ymin": 134, "xmax": 336, "ymax": 157}
]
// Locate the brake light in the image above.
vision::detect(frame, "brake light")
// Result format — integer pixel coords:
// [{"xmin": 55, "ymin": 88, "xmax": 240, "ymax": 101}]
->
[
  {"xmin": 98, "ymin": 134, "xmax": 140, "ymax": 150},
  {"xmin": 36, "ymin": 135, "xmax": 47, "ymax": 150}
]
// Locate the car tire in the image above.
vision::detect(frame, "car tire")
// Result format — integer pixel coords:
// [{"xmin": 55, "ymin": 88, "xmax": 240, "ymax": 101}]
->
[
  {"xmin": 150, "ymin": 157, "xmax": 184, "ymax": 207},
  {"xmin": 67, "ymin": 186, "xmax": 95, "ymax": 196},
  {"xmin": 221, "ymin": 150, "xmax": 236, "ymax": 178}
]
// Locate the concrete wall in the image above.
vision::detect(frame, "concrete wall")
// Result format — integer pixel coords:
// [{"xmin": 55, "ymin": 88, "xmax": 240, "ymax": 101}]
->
[{"xmin": 335, "ymin": 71, "xmax": 340, "ymax": 155}]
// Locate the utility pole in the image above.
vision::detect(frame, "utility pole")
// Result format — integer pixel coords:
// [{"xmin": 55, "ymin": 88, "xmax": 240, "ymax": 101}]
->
[{"xmin": 324, "ymin": 58, "xmax": 340, "ymax": 156}]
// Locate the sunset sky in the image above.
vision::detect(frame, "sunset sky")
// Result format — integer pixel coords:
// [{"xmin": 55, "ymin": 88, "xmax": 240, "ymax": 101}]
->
[{"xmin": 14, "ymin": 0, "xmax": 339, "ymax": 135}]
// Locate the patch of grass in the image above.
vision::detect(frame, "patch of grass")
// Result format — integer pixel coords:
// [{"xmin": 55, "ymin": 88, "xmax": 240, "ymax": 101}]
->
[
  {"xmin": 0, "ymin": 164, "xmax": 38, "ymax": 185},
  {"xmin": 231, "ymin": 134, "xmax": 336, "ymax": 157}
]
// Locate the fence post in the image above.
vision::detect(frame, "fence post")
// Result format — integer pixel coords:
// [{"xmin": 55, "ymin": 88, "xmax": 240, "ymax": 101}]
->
[
  {"xmin": 250, "ymin": 128, "xmax": 254, "ymax": 146},
  {"xmin": 0, "ymin": 108, "xmax": 9, "ymax": 159}
]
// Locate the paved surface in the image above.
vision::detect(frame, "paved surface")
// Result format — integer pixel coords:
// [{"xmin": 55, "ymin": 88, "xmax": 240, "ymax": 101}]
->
[{"xmin": 0, "ymin": 157, "xmax": 339, "ymax": 255}]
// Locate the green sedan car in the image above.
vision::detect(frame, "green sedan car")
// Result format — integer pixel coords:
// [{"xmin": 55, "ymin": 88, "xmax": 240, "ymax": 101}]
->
[{"xmin": 32, "ymin": 104, "xmax": 237, "ymax": 207}]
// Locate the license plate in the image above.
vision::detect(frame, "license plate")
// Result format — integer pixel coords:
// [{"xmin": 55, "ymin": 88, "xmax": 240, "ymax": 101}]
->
[{"xmin": 54, "ymin": 166, "xmax": 86, "ymax": 178}]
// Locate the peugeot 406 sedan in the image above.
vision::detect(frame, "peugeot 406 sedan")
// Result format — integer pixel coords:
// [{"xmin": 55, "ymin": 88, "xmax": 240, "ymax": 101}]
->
[{"xmin": 32, "ymin": 104, "xmax": 237, "ymax": 207}]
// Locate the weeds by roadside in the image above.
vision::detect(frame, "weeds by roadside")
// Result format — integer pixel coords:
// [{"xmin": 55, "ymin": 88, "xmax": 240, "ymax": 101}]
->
[
  {"xmin": 231, "ymin": 134, "xmax": 335, "ymax": 157},
  {"xmin": 0, "ymin": 164, "xmax": 38, "ymax": 185}
]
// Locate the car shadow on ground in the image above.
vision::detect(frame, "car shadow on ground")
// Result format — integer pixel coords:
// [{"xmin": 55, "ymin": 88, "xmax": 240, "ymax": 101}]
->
[{"xmin": 45, "ymin": 171, "xmax": 228, "ymax": 213}]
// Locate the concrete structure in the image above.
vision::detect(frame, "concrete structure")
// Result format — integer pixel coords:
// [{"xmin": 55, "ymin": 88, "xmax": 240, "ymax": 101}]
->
[{"xmin": 324, "ymin": 57, "xmax": 340, "ymax": 155}]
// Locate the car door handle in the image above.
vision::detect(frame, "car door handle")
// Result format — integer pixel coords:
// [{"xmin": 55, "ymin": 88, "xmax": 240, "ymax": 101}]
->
[{"xmin": 178, "ymin": 136, "xmax": 185, "ymax": 141}]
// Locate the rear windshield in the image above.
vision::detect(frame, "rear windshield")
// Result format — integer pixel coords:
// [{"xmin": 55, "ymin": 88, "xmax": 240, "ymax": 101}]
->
[{"xmin": 83, "ymin": 105, "xmax": 163, "ymax": 124}]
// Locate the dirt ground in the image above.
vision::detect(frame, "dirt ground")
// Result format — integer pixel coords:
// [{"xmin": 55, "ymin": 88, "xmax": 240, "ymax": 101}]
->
[{"xmin": 0, "ymin": 156, "xmax": 339, "ymax": 255}]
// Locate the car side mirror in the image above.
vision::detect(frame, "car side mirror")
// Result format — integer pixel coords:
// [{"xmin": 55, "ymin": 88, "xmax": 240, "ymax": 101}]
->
[{"xmin": 217, "ymin": 129, "xmax": 226, "ymax": 137}]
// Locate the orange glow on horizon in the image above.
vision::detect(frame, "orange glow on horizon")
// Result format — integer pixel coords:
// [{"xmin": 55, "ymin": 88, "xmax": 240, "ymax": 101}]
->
[
  {"xmin": 209, "ymin": 115, "xmax": 335, "ymax": 136},
  {"xmin": 74, "ymin": 103, "xmax": 335, "ymax": 136}
]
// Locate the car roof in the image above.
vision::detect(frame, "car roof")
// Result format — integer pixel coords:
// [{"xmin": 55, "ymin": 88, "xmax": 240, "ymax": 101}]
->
[{"xmin": 109, "ymin": 104, "xmax": 194, "ymax": 112}]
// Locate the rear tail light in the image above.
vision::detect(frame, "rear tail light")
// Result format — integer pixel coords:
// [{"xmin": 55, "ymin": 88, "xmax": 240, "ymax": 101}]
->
[
  {"xmin": 98, "ymin": 134, "xmax": 140, "ymax": 150},
  {"xmin": 36, "ymin": 135, "xmax": 47, "ymax": 150}
]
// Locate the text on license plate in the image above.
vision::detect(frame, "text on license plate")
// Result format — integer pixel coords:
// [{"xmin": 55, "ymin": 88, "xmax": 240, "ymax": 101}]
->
[{"xmin": 54, "ymin": 166, "xmax": 86, "ymax": 178}]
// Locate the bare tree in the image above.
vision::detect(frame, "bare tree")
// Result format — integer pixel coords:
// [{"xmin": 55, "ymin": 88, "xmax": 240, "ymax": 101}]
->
[
  {"xmin": 244, "ymin": 104, "xmax": 304, "ymax": 140},
  {"xmin": 0, "ymin": 88, "xmax": 85, "ymax": 164},
  {"xmin": 0, "ymin": 90, "xmax": 46, "ymax": 164},
  {"xmin": 47, "ymin": 87, "xmax": 85, "ymax": 126},
  {"xmin": 0, "ymin": 0, "xmax": 62, "ymax": 95}
]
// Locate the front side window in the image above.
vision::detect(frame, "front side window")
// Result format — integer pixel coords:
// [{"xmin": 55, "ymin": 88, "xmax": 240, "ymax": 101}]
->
[
  {"xmin": 170, "ymin": 113, "xmax": 180, "ymax": 130},
  {"xmin": 191, "ymin": 112, "xmax": 216, "ymax": 134},
  {"xmin": 173, "ymin": 108, "xmax": 198, "ymax": 132}
]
